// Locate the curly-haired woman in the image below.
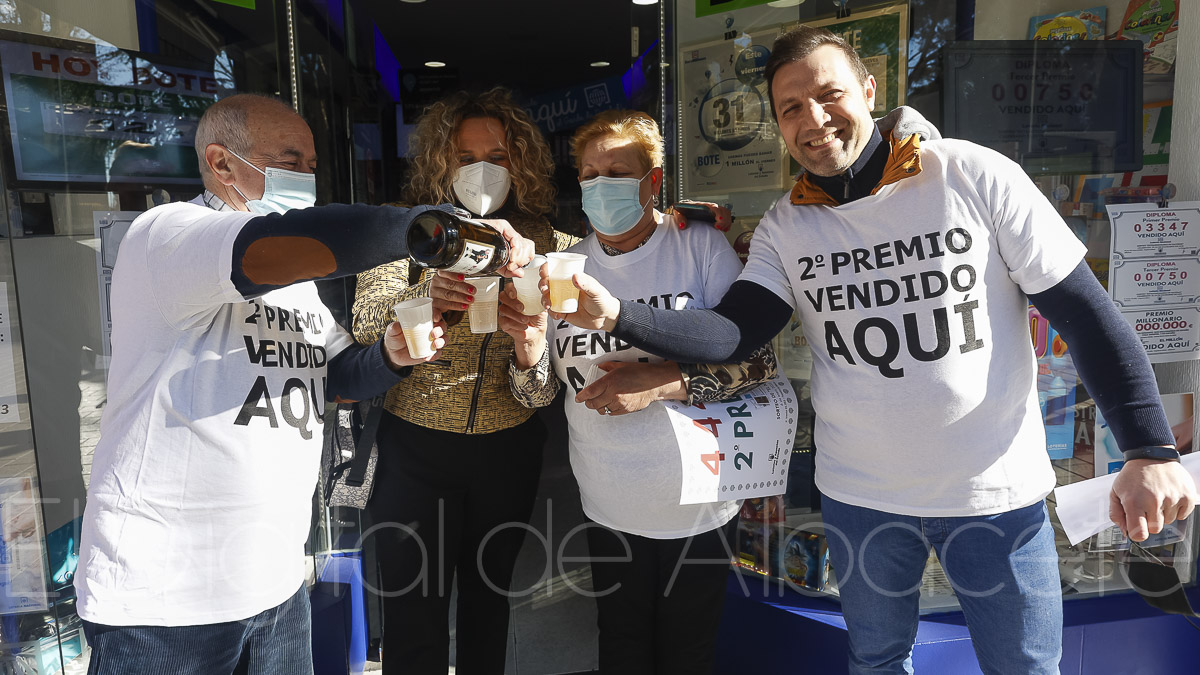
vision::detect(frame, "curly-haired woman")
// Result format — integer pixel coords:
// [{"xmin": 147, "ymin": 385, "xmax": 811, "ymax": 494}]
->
[{"xmin": 352, "ymin": 88, "xmax": 572, "ymax": 674}]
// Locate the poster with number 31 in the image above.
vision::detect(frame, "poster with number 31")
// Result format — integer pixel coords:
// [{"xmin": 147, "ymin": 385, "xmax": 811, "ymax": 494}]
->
[{"xmin": 665, "ymin": 371, "xmax": 798, "ymax": 505}]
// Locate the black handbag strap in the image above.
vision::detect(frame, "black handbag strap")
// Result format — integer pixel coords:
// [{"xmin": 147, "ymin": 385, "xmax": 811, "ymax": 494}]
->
[{"xmin": 344, "ymin": 396, "xmax": 385, "ymax": 487}]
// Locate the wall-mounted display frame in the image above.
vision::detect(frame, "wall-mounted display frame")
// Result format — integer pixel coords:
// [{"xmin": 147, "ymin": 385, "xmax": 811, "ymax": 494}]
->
[
  {"xmin": 678, "ymin": 2, "xmax": 909, "ymax": 197},
  {"xmin": 942, "ymin": 39, "xmax": 1144, "ymax": 175},
  {"xmin": 679, "ymin": 25, "xmax": 790, "ymax": 196},
  {"xmin": 0, "ymin": 29, "xmax": 232, "ymax": 190}
]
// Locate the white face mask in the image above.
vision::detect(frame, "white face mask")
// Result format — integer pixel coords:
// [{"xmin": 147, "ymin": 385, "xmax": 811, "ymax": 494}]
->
[
  {"xmin": 226, "ymin": 148, "xmax": 317, "ymax": 215},
  {"xmin": 452, "ymin": 161, "xmax": 511, "ymax": 216}
]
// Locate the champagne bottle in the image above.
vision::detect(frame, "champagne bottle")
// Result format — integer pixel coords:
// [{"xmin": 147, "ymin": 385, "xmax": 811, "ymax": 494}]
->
[{"xmin": 407, "ymin": 210, "xmax": 511, "ymax": 275}]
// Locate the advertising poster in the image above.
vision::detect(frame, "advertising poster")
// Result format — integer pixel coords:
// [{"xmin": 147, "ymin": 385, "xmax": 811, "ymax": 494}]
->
[
  {"xmin": 1106, "ymin": 202, "xmax": 1200, "ymax": 362},
  {"xmin": 1115, "ymin": 0, "xmax": 1179, "ymax": 73},
  {"xmin": 0, "ymin": 34, "xmax": 227, "ymax": 185},
  {"xmin": 1027, "ymin": 7, "xmax": 1107, "ymax": 40},
  {"xmin": 0, "ymin": 476, "xmax": 49, "ymax": 613},
  {"xmin": 669, "ymin": 370, "xmax": 798, "ymax": 505},
  {"xmin": 1030, "ymin": 304, "xmax": 1078, "ymax": 459},
  {"xmin": 680, "ymin": 26, "xmax": 789, "ymax": 195}
]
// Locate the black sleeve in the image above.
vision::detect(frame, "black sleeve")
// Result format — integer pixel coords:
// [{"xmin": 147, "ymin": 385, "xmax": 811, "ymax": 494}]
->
[
  {"xmin": 230, "ymin": 203, "xmax": 452, "ymax": 298},
  {"xmin": 611, "ymin": 280, "xmax": 793, "ymax": 363},
  {"xmin": 1028, "ymin": 261, "xmax": 1173, "ymax": 451},
  {"xmin": 325, "ymin": 339, "xmax": 410, "ymax": 402}
]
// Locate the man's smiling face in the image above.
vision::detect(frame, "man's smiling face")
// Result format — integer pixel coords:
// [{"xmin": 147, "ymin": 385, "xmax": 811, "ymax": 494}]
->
[{"xmin": 772, "ymin": 44, "xmax": 877, "ymax": 177}]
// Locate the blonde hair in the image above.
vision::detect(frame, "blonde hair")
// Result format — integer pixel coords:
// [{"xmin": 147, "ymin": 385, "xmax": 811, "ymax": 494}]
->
[
  {"xmin": 403, "ymin": 88, "xmax": 556, "ymax": 216},
  {"xmin": 570, "ymin": 109, "xmax": 664, "ymax": 174}
]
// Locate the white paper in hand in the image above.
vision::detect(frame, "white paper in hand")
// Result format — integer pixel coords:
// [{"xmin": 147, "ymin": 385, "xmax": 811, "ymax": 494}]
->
[
  {"xmin": 665, "ymin": 371, "xmax": 798, "ymax": 504},
  {"xmin": 583, "ymin": 362, "xmax": 606, "ymax": 389},
  {"xmin": 1054, "ymin": 453, "xmax": 1200, "ymax": 546}
]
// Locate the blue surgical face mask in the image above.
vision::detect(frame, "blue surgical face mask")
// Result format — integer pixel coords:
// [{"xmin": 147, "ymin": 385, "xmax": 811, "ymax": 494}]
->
[
  {"xmin": 226, "ymin": 148, "xmax": 317, "ymax": 215},
  {"xmin": 580, "ymin": 170, "xmax": 653, "ymax": 236}
]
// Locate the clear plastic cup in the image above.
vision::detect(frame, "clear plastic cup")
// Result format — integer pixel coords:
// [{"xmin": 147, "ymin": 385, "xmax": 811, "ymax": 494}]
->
[
  {"xmin": 466, "ymin": 276, "xmax": 500, "ymax": 333},
  {"xmin": 393, "ymin": 297, "xmax": 435, "ymax": 358},
  {"xmin": 511, "ymin": 255, "xmax": 547, "ymax": 315},
  {"xmin": 546, "ymin": 252, "xmax": 587, "ymax": 313}
]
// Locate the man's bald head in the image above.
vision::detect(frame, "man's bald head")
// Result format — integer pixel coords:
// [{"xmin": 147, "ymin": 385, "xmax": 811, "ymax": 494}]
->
[
  {"xmin": 194, "ymin": 94, "xmax": 302, "ymax": 182},
  {"xmin": 194, "ymin": 94, "xmax": 317, "ymax": 209}
]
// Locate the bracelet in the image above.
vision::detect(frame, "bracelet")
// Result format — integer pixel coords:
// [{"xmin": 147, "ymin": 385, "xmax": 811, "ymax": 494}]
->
[
  {"xmin": 677, "ymin": 367, "xmax": 693, "ymax": 405},
  {"xmin": 1122, "ymin": 446, "xmax": 1181, "ymax": 463}
]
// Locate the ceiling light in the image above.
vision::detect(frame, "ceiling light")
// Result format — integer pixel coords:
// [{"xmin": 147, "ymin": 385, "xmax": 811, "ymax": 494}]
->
[
  {"xmin": 767, "ymin": 0, "xmax": 805, "ymax": 6},
  {"xmin": 425, "ymin": 61, "xmax": 446, "ymax": 68},
  {"xmin": 400, "ymin": 0, "xmax": 426, "ymax": 3},
  {"xmin": 632, "ymin": 0, "xmax": 659, "ymax": 5},
  {"xmin": 590, "ymin": 61, "xmax": 610, "ymax": 68}
]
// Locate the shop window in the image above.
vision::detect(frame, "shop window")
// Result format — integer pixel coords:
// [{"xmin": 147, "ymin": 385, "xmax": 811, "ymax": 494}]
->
[
  {"xmin": 0, "ymin": 0, "xmax": 287, "ymax": 670},
  {"xmin": 666, "ymin": 0, "xmax": 1195, "ymax": 615}
]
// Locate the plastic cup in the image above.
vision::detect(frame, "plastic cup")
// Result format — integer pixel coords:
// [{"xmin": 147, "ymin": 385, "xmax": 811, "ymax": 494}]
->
[
  {"xmin": 511, "ymin": 255, "xmax": 547, "ymax": 315},
  {"xmin": 466, "ymin": 276, "xmax": 500, "ymax": 333},
  {"xmin": 546, "ymin": 252, "xmax": 587, "ymax": 313},
  {"xmin": 393, "ymin": 298, "xmax": 435, "ymax": 359}
]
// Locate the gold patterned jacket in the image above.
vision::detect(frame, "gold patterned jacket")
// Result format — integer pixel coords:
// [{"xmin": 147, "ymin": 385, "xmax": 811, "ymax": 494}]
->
[{"xmin": 352, "ymin": 205, "xmax": 576, "ymax": 434}]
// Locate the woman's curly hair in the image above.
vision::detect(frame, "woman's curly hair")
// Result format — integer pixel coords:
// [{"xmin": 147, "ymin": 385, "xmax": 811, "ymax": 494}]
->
[{"xmin": 403, "ymin": 87, "xmax": 557, "ymax": 216}]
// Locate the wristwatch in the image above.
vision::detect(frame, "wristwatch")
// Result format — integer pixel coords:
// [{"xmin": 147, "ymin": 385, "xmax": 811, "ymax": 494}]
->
[{"xmin": 1122, "ymin": 445, "xmax": 1182, "ymax": 463}]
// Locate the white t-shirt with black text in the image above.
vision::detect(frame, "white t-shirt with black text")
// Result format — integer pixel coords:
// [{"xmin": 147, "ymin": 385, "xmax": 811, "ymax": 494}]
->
[
  {"xmin": 550, "ymin": 218, "xmax": 742, "ymax": 539},
  {"xmin": 740, "ymin": 139, "xmax": 1085, "ymax": 517},
  {"xmin": 76, "ymin": 198, "xmax": 354, "ymax": 626}
]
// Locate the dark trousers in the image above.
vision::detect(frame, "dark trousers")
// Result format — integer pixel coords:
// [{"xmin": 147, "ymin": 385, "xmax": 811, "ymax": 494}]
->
[
  {"xmin": 586, "ymin": 517, "xmax": 738, "ymax": 675},
  {"xmin": 367, "ymin": 414, "xmax": 545, "ymax": 675},
  {"xmin": 83, "ymin": 584, "xmax": 311, "ymax": 675}
]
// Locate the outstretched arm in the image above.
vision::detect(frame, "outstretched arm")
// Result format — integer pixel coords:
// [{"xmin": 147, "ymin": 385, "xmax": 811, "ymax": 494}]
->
[
  {"xmin": 230, "ymin": 204, "xmax": 533, "ymax": 297},
  {"xmin": 326, "ymin": 318, "xmax": 448, "ymax": 402},
  {"xmin": 1030, "ymin": 261, "xmax": 1197, "ymax": 541},
  {"xmin": 553, "ymin": 272, "xmax": 792, "ymax": 364}
]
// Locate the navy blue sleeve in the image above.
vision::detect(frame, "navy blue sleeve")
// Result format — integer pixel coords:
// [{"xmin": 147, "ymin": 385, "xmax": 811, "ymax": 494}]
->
[
  {"xmin": 230, "ymin": 203, "xmax": 453, "ymax": 298},
  {"xmin": 612, "ymin": 280, "xmax": 793, "ymax": 363},
  {"xmin": 325, "ymin": 339, "xmax": 410, "ymax": 402},
  {"xmin": 228, "ymin": 202, "xmax": 452, "ymax": 400},
  {"xmin": 1029, "ymin": 261, "xmax": 1173, "ymax": 451}
]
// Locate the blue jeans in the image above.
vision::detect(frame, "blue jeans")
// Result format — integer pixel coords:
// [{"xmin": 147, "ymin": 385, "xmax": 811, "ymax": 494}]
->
[
  {"xmin": 83, "ymin": 583, "xmax": 312, "ymax": 675},
  {"xmin": 821, "ymin": 495, "xmax": 1062, "ymax": 675}
]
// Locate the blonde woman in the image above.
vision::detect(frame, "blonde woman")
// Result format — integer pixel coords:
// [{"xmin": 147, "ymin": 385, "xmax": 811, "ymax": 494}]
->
[
  {"xmin": 503, "ymin": 110, "xmax": 776, "ymax": 674},
  {"xmin": 352, "ymin": 88, "xmax": 570, "ymax": 674}
]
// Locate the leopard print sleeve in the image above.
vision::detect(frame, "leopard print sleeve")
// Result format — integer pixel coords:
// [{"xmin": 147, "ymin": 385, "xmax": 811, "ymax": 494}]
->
[
  {"xmin": 680, "ymin": 343, "xmax": 778, "ymax": 404},
  {"xmin": 508, "ymin": 347, "xmax": 560, "ymax": 408}
]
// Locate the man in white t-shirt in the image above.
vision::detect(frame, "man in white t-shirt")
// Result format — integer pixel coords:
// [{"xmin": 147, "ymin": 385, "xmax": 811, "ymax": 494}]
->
[
  {"xmin": 74, "ymin": 94, "xmax": 531, "ymax": 675},
  {"xmin": 551, "ymin": 27, "xmax": 1197, "ymax": 675}
]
